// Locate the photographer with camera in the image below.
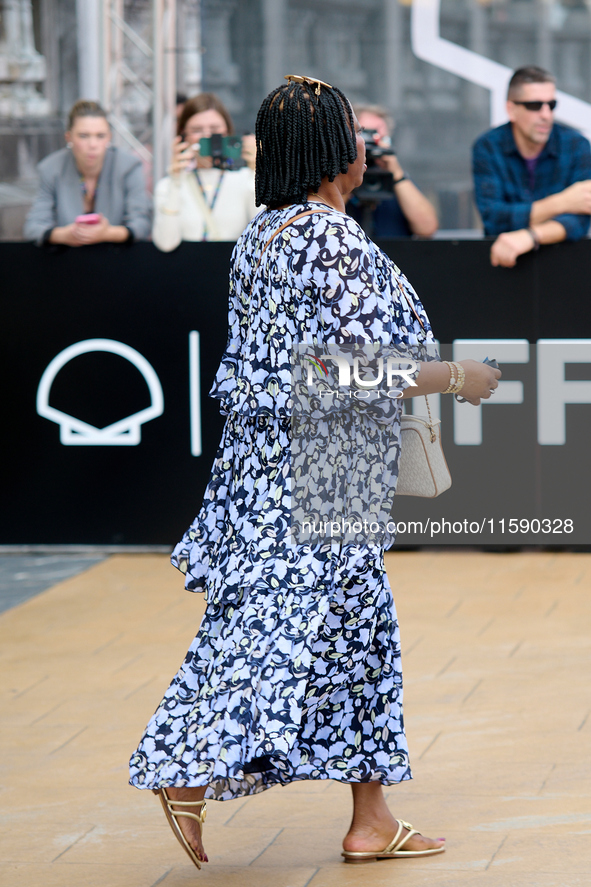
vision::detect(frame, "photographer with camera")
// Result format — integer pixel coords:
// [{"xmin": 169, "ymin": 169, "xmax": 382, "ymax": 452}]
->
[
  {"xmin": 346, "ymin": 105, "xmax": 438, "ymax": 239},
  {"xmin": 152, "ymin": 93, "xmax": 258, "ymax": 250}
]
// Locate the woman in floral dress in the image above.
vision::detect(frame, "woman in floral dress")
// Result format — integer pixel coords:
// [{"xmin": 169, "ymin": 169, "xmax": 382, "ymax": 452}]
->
[{"xmin": 129, "ymin": 75, "xmax": 500, "ymax": 868}]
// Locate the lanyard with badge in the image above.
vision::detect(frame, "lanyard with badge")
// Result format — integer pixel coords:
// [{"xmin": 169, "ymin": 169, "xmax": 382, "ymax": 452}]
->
[{"xmin": 193, "ymin": 169, "xmax": 225, "ymax": 240}]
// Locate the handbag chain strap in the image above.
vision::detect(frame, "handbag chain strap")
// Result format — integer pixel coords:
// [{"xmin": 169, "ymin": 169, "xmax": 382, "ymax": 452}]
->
[
  {"xmin": 423, "ymin": 396, "xmax": 437, "ymax": 442},
  {"xmin": 398, "ymin": 283, "xmax": 437, "ymax": 440},
  {"xmin": 252, "ymin": 205, "xmax": 332, "ymax": 280},
  {"xmin": 251, "ymin": 206, "xmax": 332, "ymax": 310}
]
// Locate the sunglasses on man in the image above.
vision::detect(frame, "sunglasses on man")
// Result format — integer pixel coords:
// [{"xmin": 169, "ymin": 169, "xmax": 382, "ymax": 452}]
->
[{"xmin": 512, "ymin": 100, "xmax": 557, "ymax": 111}]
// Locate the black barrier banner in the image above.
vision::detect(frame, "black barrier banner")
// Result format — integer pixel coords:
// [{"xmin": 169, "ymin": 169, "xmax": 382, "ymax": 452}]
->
[
  {"xmin": 2, "ymin": 240, "xmax": 591, "ymax": 546},
  {"xmin": 392, "ymin": 341, "xmax": 591, "ymax": 545},
  {"xmin": 2, "ymin": 242, "xmax": 231, "ymax": 546}
]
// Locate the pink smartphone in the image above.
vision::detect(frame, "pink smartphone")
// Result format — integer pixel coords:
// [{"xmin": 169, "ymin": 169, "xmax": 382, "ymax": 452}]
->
[{"xmin": 75, "ymin": 213, "xmax": 101, "ymax": 224}]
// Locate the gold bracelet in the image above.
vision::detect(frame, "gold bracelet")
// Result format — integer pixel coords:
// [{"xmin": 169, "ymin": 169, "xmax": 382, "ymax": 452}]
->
[
  {"xmin": 442, "ymin": 361, "xmax": 464, "ymax": 395},
  {"xmin": 442, "ymin": 361, "xmax": 457, "ymax": 394}
]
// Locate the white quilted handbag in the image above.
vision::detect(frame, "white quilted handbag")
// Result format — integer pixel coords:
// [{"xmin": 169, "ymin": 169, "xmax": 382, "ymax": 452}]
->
[{"xmin": 397, "ymin": 398, "xmax": 452, "ymax": 498}]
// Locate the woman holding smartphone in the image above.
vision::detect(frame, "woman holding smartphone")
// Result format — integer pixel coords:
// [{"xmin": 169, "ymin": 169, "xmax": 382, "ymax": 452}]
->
[
  {"xmin": 23, "ymin": 100, "xmax": 151, "ymax": 247},
  {"xmin": 152, "ymin": 93, "xmax": 259, "ymax": 251}
]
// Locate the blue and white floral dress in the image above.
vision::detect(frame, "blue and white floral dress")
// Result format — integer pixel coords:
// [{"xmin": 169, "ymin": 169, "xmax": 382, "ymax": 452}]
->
[{"xmin": 129, "ymin": 203, "xmax": 435, "ymax": 801}]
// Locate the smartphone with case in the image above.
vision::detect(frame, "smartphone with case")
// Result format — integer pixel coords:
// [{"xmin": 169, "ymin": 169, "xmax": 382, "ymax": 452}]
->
[
  {"xmin": 197, "ymin": 135, "xmax": 244, "ymax": 169},
  {"xmin": 75, "ymin": 213, "xmax": 101, "ymax": 224}
]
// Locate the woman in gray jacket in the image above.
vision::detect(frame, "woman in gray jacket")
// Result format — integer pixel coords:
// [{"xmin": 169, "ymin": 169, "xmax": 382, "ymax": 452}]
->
[{"xmin": 24, "ymin": 100, "xmax": 151, "ymax": 246}]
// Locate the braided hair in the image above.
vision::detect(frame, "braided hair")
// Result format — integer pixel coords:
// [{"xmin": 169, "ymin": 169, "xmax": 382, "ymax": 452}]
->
[{"xmin": 255, "ymin": 80, "xmax": 358, "ymax": 208}]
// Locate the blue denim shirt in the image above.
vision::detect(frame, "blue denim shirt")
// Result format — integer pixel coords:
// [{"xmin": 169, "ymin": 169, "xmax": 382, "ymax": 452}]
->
[{"xmin": 472, "ymin": 122, "xmax": 591, "ymax": 239}]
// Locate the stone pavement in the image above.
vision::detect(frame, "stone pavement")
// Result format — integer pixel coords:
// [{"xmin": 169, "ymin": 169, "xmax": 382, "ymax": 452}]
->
[
  {"xmin": 0, "ymin": 554, "xmax": 105, "ymax": 614},
  {"xmin": 1, "ymin": 551, "xmax": 590, "ymax": 887}
]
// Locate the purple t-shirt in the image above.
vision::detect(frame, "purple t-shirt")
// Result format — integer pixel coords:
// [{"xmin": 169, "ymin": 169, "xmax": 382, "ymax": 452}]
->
[{"xmin": 524, "ymin": 156, "xmax": 539, "ymax": 192}]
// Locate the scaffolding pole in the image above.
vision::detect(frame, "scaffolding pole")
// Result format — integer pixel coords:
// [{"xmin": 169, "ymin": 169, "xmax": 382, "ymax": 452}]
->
[{"xmin": 99, "ymin": 0, "xmax": 176, "ymax": 185}]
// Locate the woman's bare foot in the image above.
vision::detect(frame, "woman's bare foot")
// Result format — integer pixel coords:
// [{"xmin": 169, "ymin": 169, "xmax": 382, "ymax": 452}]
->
[
  {"xmin": 343, "ymin": 783, "xmax": 445, "ymax": 855},
  {"xmin": 343, "ymin": 820, "xmax": 445, "ymax": 854},
  {"xmin": 165, "ymin": 786, "xmax": 208, "ymax": 864}
]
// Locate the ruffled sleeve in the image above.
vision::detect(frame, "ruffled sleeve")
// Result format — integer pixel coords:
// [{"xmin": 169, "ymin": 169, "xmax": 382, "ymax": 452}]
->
[{"xmin": 209, "ymin": 207, "xmax": 436, "ymax": 419}]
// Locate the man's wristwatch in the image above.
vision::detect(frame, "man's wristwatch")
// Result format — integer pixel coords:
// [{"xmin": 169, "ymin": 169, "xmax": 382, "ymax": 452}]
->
[{"xmin": 527, "ymin": 227, "xmax": 540, "ymax": 250}]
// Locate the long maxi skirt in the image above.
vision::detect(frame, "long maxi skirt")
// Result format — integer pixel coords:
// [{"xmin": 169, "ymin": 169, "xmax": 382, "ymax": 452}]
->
[{"xmin": 129, "ymin": 414, "xmax": 411, "ymax": 801}]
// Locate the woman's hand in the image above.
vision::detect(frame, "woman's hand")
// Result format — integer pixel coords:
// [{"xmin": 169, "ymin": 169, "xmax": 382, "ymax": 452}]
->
[
  {"xmin": 457, "ymin": 359, "xmax": 501, "ymax": 405},
  {"xmin": 168, "ymin": 135, "xmax": 195, "ymax": 176},
  {"xmin": 49, "ymin": 220, "xmax": 108, "ymax": 246},
  {"xmin": 242, "ymin": 134, "xmax": 257, "ymax": 171},
  {"xmin": 72, "ymin": 214, "xmax": 111, "ymax": 244},
  {"xmin": 49, "ymin": 216, "xmax": 130, "ymax": 246},
  {"xmin": 403, "ymin": 359, "xmax": 501, "ymax": 403},
  {"xmin": 49, "ymin": 223, "xmax": 85, "ymax": 246}
]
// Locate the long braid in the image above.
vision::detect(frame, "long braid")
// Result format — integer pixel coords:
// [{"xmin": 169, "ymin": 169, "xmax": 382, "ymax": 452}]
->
[{"xmin": 255, "ymin": 81, "xmax": 357, "ymax": 208}]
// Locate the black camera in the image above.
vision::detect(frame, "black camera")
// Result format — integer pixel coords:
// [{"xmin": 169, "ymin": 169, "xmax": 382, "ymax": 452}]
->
[
  {"xmin": 361, "ymin": 128, "xmax": 394, "ymax": 167},
  {"xmin": 355, "ymin": 128, "xmax": 395, "ymax": 202}
]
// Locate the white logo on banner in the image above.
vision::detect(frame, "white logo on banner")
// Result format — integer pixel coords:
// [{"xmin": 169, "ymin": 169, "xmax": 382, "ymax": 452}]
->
[
  {"xmin": 36, "ymin": 338, "xmax": 164, "ymax": 445},
  {"xmin": 411, "ymin": 0, "xmax": 591, "ymax": 140},
  {"xmin": 189, "ymin": 331, "xmax": 202, "ymax": 457}
]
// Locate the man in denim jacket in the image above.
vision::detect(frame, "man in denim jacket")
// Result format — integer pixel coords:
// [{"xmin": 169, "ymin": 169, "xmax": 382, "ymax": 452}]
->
[{"xmin": 473, "ymin": 66, "xmax": 591, "ymax": 267}]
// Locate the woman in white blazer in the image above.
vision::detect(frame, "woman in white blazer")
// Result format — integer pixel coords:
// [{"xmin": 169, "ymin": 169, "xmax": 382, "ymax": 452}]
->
[{"xmin": 152, "ymin": 94, "xmax": 259, "ymax": 251}]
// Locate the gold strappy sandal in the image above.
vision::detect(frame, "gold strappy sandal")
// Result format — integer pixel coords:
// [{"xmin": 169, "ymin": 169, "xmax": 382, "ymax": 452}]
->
[
  {"xmin": 342, "ymin": 819, "xmax": 446, "ymax": 864},
  {"xmin": 154, "ymin": 787, "xmax": 207, "ymax": 870}
]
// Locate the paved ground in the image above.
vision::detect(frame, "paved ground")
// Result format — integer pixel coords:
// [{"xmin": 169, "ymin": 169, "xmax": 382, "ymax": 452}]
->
[
  {"xmin": 1, "ymin": 551, "xmax": 590, "ymax": 886},
  {"xmin": 0, "ymin": 554, "xmax": 106, "ymax": 613}
]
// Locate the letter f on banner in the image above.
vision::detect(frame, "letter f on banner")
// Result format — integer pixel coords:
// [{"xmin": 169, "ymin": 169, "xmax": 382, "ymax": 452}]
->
[
  {"xmin": 538, "ymin": 340, "xmax": 591, "ymax": 444},
  {"xmin": 452, "ymin": 340, "xmax": 529, "ymax": 445}
]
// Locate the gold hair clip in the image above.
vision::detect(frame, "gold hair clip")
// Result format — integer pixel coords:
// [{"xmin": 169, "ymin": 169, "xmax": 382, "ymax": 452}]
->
[{"xmin": 284, "ymin": 74, "xmax": 332, "ymax": 96}]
